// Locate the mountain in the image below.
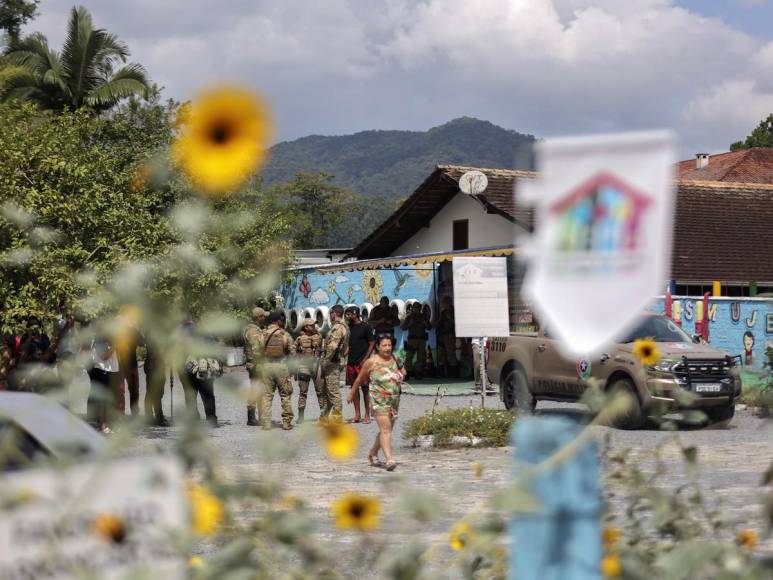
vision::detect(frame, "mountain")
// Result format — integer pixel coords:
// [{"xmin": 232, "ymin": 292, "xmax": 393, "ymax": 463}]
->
[{"xmin": 263, "ymin": 117, "xmax": 537, "ymax": 199}]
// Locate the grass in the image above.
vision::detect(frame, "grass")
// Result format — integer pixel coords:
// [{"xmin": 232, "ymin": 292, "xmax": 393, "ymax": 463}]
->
[{"xmin": 403, "ymin": 407, "xmax": 517, "ymax": 447}]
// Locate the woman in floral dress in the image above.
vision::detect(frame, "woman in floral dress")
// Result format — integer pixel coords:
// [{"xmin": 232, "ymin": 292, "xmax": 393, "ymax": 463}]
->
[{"xmin": 347, "ymin": 334, "xmax": 404, "ymax": 470}]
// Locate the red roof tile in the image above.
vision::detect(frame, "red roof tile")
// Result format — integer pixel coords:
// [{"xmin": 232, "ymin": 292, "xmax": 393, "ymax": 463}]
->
[{"xmin": 677, "ymin": 148, "xmax": 773, "ymax": 183}]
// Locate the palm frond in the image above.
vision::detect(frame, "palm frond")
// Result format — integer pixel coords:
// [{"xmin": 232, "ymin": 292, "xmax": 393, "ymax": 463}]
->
[{"xmin": 84, "ymin": 64, "xmax": 150, "ymax": 109}]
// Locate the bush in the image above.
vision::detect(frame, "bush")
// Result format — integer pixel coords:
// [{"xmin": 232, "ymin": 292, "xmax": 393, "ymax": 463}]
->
[
  {"xmin": 403, "ymin": 407, "xmax": 516, "ymax": 447},
  {"xmin": 740, "ymin": 373, "xmax": 773, "ymax": 415}
]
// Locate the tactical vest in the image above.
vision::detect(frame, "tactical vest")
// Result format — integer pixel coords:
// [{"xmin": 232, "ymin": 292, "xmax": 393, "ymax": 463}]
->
[
  {"xmin": 297, "ymin": 333, "xmax": 318, "ymax": 355},
  {"xmin": 263, "ymin": 328, "xmax": 286, "ymax": 359}
]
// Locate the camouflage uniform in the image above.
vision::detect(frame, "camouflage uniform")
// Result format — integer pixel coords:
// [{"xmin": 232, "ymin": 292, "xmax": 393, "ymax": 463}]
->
[
  {"xmin": 243, "ymin": 307, "xmax": 267, "ymax": 426},
  {"xmin": 294, "ymin": 323, "xmax": 322, "ymax": 422},
  {"xmin": 402, "ymin": 309, "xmax": 431, "ymax": 377},
  {"xmin": 260, "ymin": 322, "xmax": 294, "ymax": 429},
  {"xmin": 320, "ymin": 320, "xmax": 349, "ymax": 418}
]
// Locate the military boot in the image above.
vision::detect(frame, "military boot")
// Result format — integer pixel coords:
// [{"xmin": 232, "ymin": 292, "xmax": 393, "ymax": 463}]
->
[
  {"xmin": 297, "ymin": 408, "xmax": 305, "ymax": 424},
  {"xmin": 247, "ymin": 407, "xmax": 258, "ymax": 426},
  {"xmin": 282, "ymin": 420, "xmax": 293, "ymax": 431}
]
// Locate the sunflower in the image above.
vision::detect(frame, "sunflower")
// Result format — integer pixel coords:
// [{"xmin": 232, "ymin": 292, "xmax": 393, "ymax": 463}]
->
[
  {"xmin": 188, "ymin": 556, "xmax": 205, "ymax": 568},
  {"xmin": 332, "ymin": 493, "xmax": 381, "ymax": 530},
  {"xmin": 187, "ymin": 483, "xmax": 224, "ymax": 536},
  {"xmin": 449, "ymin": 521, "xmax": 473, "ymax": 551},
  {"xmin": 362, "ymin": 270, "xmax": 383, "ymax": 305},
  {"xmin": 600, "ymin": 554, "xmax": 622, "ymax": 577},
  {"xmin": 632, "ymin": 337, "xmax": 660, "ymax": 366},
  {"xmin": 93, "ymin": 513, "xmax": 126, "ymax": 544},
  {"xmin": 320, "ymin": 421, "xmax": 358, "ymax": 460},
  {"xmin": 736, "ymin": 529, "xmax": 758, "ymax": 551},
  {"xmin": 171, "ymin": 86, "xmax": 272, "ymax": 196}
]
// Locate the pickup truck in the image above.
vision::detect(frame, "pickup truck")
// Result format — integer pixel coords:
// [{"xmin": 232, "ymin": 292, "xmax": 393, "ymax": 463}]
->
[{"xmin": 487, "ymin": 313, "xmax": 742, "ymax": 428}]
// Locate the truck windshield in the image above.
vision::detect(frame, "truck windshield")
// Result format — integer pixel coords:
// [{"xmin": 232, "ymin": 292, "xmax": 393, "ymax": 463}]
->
[{"xmin": 618, "ymin": 316, "xmax": 692, "ymax": 344}]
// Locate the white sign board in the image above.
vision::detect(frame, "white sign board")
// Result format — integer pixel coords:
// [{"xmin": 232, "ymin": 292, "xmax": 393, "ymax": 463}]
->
[
  {"xmin": 0, "ymin": 456, "xmax": 187, "ymax": 580},
  {"xmin": 453, "ymin": 257, "xmax": 510, "ymax": 337},
  {"xmin": 521, "ymin": 130, "xmax": 676, "ymax": 356}
]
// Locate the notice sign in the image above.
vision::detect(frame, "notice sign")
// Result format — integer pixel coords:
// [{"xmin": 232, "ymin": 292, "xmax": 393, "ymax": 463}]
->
[
  {"xmin": 0, "ymin": 456, "xmax": 187, "ymax": 580},
  {"xmin": 521, "ymin": 131, "xmax": 676, "ymax": 356},
  {"xmin": 453, "ymin": 257, "xmax": 510, "ymax": 337}
]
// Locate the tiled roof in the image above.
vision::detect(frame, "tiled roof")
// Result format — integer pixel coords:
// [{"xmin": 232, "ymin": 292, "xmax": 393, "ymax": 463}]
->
[
  {"xmin": 349, "ymin": 165, "xmax": 773, "ymax": 282},
  {"xmin": 677, "ymin": 148, "xmax": 773, "ymax": 183},
  {"xmin": 672, "ymin": 180, "xmax": 773, "ymax": 283}
]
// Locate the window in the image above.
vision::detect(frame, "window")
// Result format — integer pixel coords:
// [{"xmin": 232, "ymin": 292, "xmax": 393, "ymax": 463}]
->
[{"xmin": 452, "ymin": 219, "xmax": 469, "ymax": 251}]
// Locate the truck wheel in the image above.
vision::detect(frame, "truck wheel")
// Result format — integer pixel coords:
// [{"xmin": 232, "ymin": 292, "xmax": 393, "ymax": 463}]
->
[
  {"xmin": 704, "ymin": 404, "xmax": 735, "ymax": 425},
  {"xmin": 503, "ymin": 369, "xmax": 536, "ymax": 413},
  {"xmin": 608, "ymin": 378, "xmax": 644, "ymax": 429}
]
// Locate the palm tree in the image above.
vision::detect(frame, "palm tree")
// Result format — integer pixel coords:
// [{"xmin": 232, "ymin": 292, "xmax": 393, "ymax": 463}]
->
[{"xmin": 1, "ymin": 6, "xmax": 150, "ymax": 112}]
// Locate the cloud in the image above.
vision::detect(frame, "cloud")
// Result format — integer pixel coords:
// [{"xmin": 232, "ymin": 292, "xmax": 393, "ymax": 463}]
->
[
  {"xmin": 309, "ymin": 288, "xmax": 330, "ymax": 305},
  {"xmin": 351, "ymin": 284, "xmax": 363, "ymax": 291},
  {"xmin": 335, "ymin": 275, "xmax": 349, "ymax": 283},
  {"xmin": 25, "ymin": 0, "xmax": 773, "ymax": 156}
]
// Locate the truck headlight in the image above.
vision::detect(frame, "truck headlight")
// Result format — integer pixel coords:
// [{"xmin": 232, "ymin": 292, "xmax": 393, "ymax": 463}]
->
[{"xmin": 646, "ymin": 359, "xmax": 679, "ymax": 375}]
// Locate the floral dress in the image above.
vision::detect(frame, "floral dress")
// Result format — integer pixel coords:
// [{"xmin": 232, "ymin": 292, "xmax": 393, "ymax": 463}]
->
[{"xmin": 368, "ymin": 357, "xmax": 403, "ymax": 417}]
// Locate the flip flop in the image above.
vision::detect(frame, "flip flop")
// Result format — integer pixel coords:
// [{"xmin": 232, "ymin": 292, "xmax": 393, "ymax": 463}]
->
[
  {"xmin": 346, "ymin": 418, "xmax": 362, "ymax": 424},
  {"xmin": 362, "ymin": 417, "xmax": 371, "ymax": 424},
  {"xmin": 385, "ymin": 461, "xmax": 397, "ymax": 472}
]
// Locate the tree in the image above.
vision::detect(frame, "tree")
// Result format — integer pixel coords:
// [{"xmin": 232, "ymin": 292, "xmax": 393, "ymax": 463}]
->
[
  {"xmin": 0, "ymin": 0, "xmax": 38, "ymax": 45},
  {"xmin": 1, "ymin": 6, "xmax": 149, "ymax": 112},
  {"xmin": 275, "ymin": 172, "xmax": 357, "ymax": 249},
  {"xmin": 730, "ymin": 114, "xmax": 773, "ymax": 151}
]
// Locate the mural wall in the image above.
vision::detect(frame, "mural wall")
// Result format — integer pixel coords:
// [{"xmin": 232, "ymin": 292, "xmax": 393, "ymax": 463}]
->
[
  {"xmin": 649, "ymin": 297, "xmax": 773, "ymax": 375},
  {"xmin": 281, "ymin": 265, "xmax": 438, "ymax": 347}
]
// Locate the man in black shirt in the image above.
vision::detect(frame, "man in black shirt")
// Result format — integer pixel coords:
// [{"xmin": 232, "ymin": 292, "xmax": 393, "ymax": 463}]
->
[{"xmin": 345, "ymin": 306, "xmax": 374, "ymax": 423}]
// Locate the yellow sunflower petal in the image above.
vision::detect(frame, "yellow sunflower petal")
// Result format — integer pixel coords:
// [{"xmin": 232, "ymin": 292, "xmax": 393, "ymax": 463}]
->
[
  {"xmin": 321, "ymin": 422, "xmax": 359, "ymax": 460},
  {"xmin": 187, "ymin": 484, "xmax": 224, "ymax": 536},
  {"xmin": 601, "ymin": 554, "xmax": 622, "ymax": 577},
  {"xmin": 449, "ymin": 521, "xmax": 473, "ymax": 551},
  {"xmin": 93, "ymin": 513, "xmax": 126, "ymax": 543},
  {"xmin": 171, "ymin": 86, "xmax": 273, "ymax": 197},
  {"xmin": 736, "ymin": 529, "xmax": 758, "ymax": 551}
]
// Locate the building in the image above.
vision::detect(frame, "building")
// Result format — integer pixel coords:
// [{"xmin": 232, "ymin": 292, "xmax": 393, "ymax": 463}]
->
[{"xmin": 677, "ymin": 148, "xmax": 773, "ymax": 184}]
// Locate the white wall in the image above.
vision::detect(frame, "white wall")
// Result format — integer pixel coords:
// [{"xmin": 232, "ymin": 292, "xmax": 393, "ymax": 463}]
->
[{"xmin": 393, "ymin": 193, "xmax": 524, "ymax": 256}]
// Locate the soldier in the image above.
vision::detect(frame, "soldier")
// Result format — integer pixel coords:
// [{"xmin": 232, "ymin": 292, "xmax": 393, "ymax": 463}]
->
[
  {"xmin": 294, "ymin": 316, "xmax": 322, "ymax": 423},
  {"xmin": 243, "ymin": 307, "xmax": 267, "ymax": 426},
  {"xmin": 320, "ymin": 305, "xmax": 349, "ymax": 419},
  {"xmin": 260, "ymin": 311, "xmax": 294, "ymax": 430},
  {"xmin": 401, "ymin": 302, "xmax": 432, "ymax": 380}
]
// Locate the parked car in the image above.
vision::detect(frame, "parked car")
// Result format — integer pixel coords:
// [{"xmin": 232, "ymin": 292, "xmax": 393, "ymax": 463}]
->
[
  {"xmin": 487, "ymin": 313, "xmax": 742, "ymax": 428},
  {"xmin": 0, "ymin": 392, "xmax": 105, "ymax": 471}
]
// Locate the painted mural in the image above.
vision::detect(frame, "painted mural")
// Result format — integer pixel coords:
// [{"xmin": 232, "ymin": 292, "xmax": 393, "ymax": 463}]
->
[
  {"xmin": 649, "ymin": 297, "xmax": 773, "ymax": 378},
  {"xmin": 281, "ymin": 264, "xmax": 437, "ymax": 347}
]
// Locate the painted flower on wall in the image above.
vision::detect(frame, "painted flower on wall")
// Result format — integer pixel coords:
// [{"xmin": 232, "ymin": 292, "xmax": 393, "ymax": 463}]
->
[{"xmin": 362, "ymin": 270, "xmax": 383, "ymax": 305}]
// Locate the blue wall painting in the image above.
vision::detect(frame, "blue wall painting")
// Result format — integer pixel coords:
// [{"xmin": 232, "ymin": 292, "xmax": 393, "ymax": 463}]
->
[
  {"xmin": 649, "ymin": 297, "xmax": 773, "ymax": 373},
  {"xmin": 281, "ymin": 265, "xmax": 438, "ymax": 347}
]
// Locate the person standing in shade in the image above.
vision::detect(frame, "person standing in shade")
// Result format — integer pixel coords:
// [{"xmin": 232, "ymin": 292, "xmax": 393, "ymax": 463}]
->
[
  {"xmin": 87, "ymin": 333, "xmax": 121, "ymax": 433},
  {"xmin": 436, "ymin": 297, "xmax": 459, "ymax": 378},
  {"xmin": 243, "ymin": 307, "xmax": 267, "ymax": 426},
  {"xmin": 320, "ymin": 305, "xmax": 349, "ymax": 419},
  {"xmin": 116, "ymin": 313, "xmax": 142, "ymax": 417},
  {"xmin": 401, "ymin": 302, "xmax": 432, "ymax": 380},
  {"xmin": 143, "ymin": 341, "xmax": 169, "ymax": 426},
  {"xmin": 294, "ymin": 316, "xmax": 322, "ymax": 424},
  {"xmin": 347, "ymin": 334, "xmax": 404, "ymax": 471},
  {"xmin": 368, "ymin": 296, "xmax": 399, "ymax": 338},
  {"xmin": 260, "ymin": 311, "xmax": 294, "ymax": 430},
  {"xmin": 345, "ymin": 306, "xmax": 374, "ymax": 423}
]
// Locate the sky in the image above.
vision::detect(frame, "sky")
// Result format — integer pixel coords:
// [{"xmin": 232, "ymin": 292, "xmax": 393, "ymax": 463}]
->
[{"xmin": 24, "ymin": 0, "xmax": 773, "ymax": 158}]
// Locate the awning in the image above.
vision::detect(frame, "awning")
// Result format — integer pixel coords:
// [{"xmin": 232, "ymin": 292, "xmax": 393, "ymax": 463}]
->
[{"xmin": 308, "ymin": 245, "xmax": 516, "ymax": 273}]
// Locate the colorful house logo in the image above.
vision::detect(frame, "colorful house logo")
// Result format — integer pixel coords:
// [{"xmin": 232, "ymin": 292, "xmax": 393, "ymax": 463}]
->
[{"xmin": 550, "ymin": 172, "xmax": 651, "ymax": 254}]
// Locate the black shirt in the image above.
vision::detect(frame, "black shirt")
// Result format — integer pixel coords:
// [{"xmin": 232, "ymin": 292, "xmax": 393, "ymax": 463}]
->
[{"xmin": 347, "ymin": 322, "xmax": 374, "ymax": 364}]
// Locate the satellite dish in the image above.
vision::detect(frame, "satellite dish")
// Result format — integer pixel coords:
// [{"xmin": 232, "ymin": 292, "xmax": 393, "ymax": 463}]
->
[{"xmin": 459, "ymin": 170, "xmax": 488, "ymax": 196}]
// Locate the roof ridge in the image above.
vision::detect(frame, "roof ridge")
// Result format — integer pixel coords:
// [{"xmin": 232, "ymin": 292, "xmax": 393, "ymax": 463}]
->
[
  {"xmin": 676, "ymin": 179, "xmax": 773, "ymax": 191},
  {"xmin": 716, "ymin": 148, "xmax": 753, "ymax": 181}
]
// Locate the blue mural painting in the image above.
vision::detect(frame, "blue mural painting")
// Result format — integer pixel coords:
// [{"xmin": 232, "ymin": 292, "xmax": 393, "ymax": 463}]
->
[
  {"xmin": 648, "ymin": 297, "xmax": 773, "ymax": 374},
  {"xmin": 281, "ymin": 265, "xmax": 439, "ymax": 348}
]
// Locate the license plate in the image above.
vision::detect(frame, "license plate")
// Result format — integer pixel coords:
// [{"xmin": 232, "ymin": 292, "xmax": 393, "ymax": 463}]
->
[{"xmin": 694, "ymin": 383, "xmax": 723, "ymax": 393}]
